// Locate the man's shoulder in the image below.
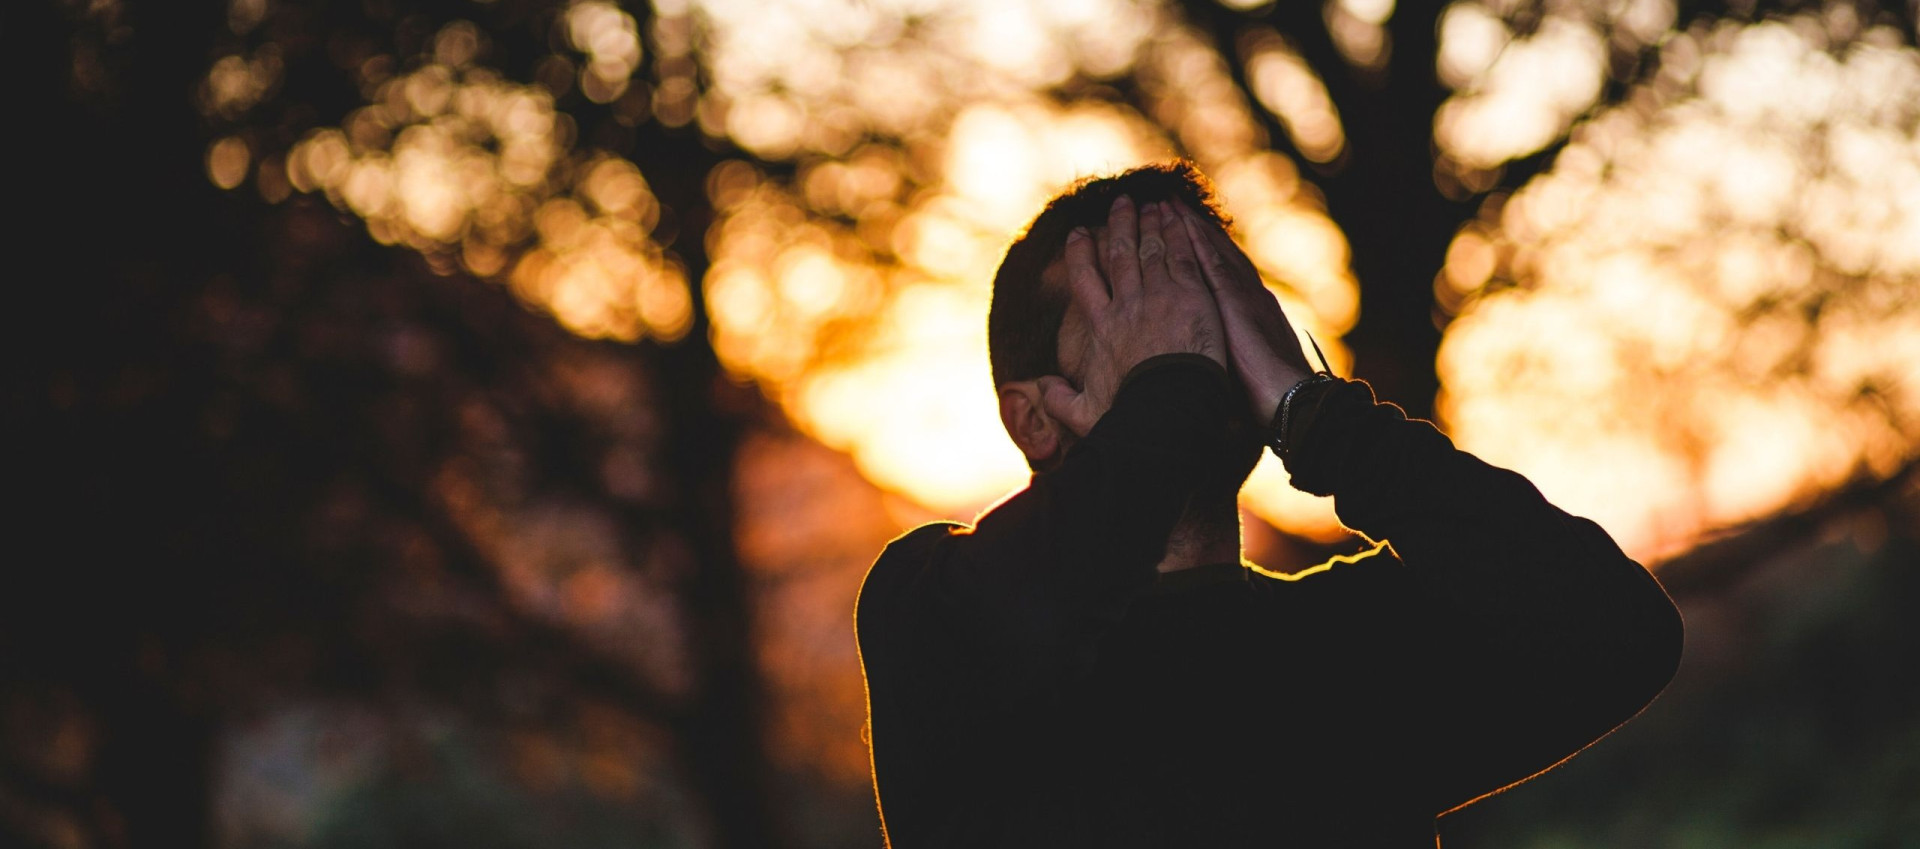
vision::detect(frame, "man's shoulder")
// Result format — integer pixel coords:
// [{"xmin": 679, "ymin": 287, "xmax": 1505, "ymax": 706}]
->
[
  {"xmin": 884, "ymin": 520, "xmax": 969, "ymax": 554},
  {"xmin": 855, "ymin": 522, "xmax": 966, "ymax": 626},
  {"xmin": 852, "ymin": 522, "xmax": 960, "ymax": 664}
]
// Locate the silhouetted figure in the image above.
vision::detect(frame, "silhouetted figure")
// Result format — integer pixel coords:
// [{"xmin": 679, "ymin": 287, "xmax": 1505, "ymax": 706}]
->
[{"xmin": 856, "ymin": 163, "xmax": 1683, "ymax": 847}]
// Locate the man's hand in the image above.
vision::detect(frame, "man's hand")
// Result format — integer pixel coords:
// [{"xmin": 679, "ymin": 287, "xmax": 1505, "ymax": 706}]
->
[
  {"xmin": 1173, "ymin": 204, "xmax": 1315, "ymax": 428},
  {"xmin": 1039, "ymin": 197, "xmax": 1229, "ymax": 436}
]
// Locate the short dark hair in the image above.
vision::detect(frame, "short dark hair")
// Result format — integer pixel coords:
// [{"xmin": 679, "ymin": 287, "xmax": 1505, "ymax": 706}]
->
[{"xmin": 987, "ymin": 161, "xmax": 1231, "ymax": 388}]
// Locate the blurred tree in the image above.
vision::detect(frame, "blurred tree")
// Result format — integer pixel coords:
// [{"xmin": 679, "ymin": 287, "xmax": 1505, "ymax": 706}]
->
[
  {"xmin": 1426, "ymin": 2, "xmax": 1920, "ymax": 557},
  {"xmin": 12, "ymin": 0, "xmax": 1920, "ymax": 848},
  {"xmin": 9, "ymin": 1, "xmax": 780, "ymax": 847}
]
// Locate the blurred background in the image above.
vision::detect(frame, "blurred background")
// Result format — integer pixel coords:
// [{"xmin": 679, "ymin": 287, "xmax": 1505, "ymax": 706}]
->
[{"xmin": 6, "ymin": 0, "xmax": 1920, "ymax": 845}]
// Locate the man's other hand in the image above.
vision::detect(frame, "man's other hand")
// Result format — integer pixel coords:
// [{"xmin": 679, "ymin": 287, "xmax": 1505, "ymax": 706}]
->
[
  {"xmin": 1039, "ymin": 197, "xmax": 1229, "ymax": 436},
  {"xmin": 1173, "ymin": 203, "xmax": 1314, "ymax": 428}
]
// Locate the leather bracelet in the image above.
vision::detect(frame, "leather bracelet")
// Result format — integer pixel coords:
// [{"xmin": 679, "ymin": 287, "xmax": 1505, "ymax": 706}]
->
[
  {"xmin": 1267, "ymin": 331, "xmax": 1338, "ymax": 459},
  {"xmin": 1267, "ymin": 373, "xmax": 1335, "ymax": 460}
]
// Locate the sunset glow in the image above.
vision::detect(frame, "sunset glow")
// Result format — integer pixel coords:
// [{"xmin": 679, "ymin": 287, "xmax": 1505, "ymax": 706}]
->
[
  {"xmin": 1438, "ymin": 15, "xmax": 1920, "ymax": 560},
  {"xmin": 222, "ymin": 0, "xmax": 1920, "ymax": 562},
  {"xmin": 1434, "ymin": 0, "xmax": 1675, "ymax": 172},
  {"xmin": 691, "ymin": 1, "xmax": 1359, "ymax": 537},
  {"xmin": 232, "ymin": 0, "xmax": 1369, "ymax": 537}
]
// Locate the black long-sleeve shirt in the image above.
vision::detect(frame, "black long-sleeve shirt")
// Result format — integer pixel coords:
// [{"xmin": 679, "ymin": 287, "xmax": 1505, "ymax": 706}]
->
[{"xmin": 855, "ymin": 355, "xmax": 1683, "ymax": 847}]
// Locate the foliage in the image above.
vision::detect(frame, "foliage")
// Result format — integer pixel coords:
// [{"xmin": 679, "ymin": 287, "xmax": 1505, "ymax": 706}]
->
[{"xmin": 11, "ymin": 0, "xmax": 1920, "ymax": 848}]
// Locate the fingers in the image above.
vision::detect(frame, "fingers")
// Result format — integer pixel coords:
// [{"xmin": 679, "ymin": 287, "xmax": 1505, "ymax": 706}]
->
[
  {"xmin": 1176, "ymin": 205, "xmax": 1242, "ymax": 296},
  {"xmin": 1103, "ymin": 198, "xmax": 1217, "ymax": 301},
  {"xmin": 1101, "ymin": 195, "xmax": 1142, "ymax": 300},
  {"xmin": 1036, "ymin": 375, "xmax": 1099, "ymax": 437},
  {"xmin": 1136, "ymin": 202, "xmax": 1171, "ymax": 292},
  {"xmin": 1061, "ymin": 227, "xmax": 1109, "ymax": 308},
  {"xmin": 1158, "ymin": 201, "xmax": 1205, "ymax": 292}
]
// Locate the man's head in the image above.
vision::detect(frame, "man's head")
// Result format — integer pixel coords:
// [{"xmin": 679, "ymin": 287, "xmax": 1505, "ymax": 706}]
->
[{"xmin": 988, "ymin": 161, "xmax": 1237, "ymax": 470}]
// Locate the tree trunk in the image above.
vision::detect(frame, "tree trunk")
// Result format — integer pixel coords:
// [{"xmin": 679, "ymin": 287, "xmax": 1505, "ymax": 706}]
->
[
  {"xmin": 6, "ymin": 0, "xmax": 229, "ymax": 844},
  {"xmin": 1311, "ymin": 4, "xmax": 1468, "ymax": 419},
  {"xmin": 642, "ymin": 131, "xmax": 789, "ymax": 849},
  {"xmin": 1187, "ymin": 1, "xmax": 1471, "ymax": 418}
]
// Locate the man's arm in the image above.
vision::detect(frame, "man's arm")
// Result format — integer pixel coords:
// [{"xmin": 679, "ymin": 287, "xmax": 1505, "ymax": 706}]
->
[
  {"xmin": 1273, "ymin": 377, "xmax": 1683, "ymax": 815},
  {"xmin": 1175, "ymin": 202, "xmax": 1681, "ymax": 813}
]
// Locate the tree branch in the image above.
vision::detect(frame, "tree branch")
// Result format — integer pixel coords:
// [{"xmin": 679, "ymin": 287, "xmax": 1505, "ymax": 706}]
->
[{"xmin": 1655, "ymin": 457, "xmax": 1920, "ymax": 599}]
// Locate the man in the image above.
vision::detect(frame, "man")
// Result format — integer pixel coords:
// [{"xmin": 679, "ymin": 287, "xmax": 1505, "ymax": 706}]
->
[{"xmin": 855, "ymin": 162, "xmax": 1683, "ymax": 847}]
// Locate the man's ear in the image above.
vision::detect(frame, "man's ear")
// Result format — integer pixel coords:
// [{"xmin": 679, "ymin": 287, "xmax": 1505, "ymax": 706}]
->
[{"xmin": 998, "ymin": 380, "xmax": 1065, "ymax": 469}]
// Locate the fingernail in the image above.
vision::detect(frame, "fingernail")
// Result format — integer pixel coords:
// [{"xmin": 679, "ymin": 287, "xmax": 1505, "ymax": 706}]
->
[
  {"xmin": 1113, "ymin": 195, "xmax": 1132, "ymax": 210},
  {"xmin": 1068, "ymin": 227, "xmax": 1089, "ymax": 242}
]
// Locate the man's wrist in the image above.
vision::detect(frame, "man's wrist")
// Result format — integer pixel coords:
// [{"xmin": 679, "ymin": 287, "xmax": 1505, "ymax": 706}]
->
[
  {"xmin": 1265, "ymin": 373, "xmax": 1337, "ymax": 461},
  {"xmin": 1251, "ymin": 365, "xmax": 1313, "ymax": 428}
]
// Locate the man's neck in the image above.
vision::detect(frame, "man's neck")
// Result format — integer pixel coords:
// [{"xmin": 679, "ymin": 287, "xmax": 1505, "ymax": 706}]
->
[{"xmin": 1156, "ymin": 500, "xmax": 1243, "ymax": 573}]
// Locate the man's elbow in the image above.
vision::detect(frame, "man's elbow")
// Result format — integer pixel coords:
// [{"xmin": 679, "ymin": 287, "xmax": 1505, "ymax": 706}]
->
[
  {"xmin": 1612, "ymin": 561, "xmax": 1685, "ymax": 713},
  {"xmin": 1536, "ymin": 563, "xmax": 1683, "ymax": 767}
]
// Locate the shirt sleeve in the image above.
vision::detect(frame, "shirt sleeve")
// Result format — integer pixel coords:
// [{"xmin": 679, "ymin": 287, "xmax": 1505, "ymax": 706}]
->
[
  {"xmin": 856, "ymin": 354, "xmax": 1245, "ymax": 713},
  {"xmin": 1259, "ymin": 377, "xmax": 1684, "ymax": 816}
]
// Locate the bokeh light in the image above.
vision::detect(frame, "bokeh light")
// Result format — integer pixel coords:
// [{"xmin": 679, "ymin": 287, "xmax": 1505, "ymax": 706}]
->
[
  {"xmin": 1433, "ymin": 0, "xmax": 1676, "ymax": 173},
  {"xmin": 1243, "ymin": 30, "xmax": 1347, "ymax": 163},
  {"xmin": 277, "ymin": 14, "xmax": 689, "ymax": 343},
  {"xmin": 202, "ymin": 0, "xmax": 1368, "ymax": 539},
  {"xmin": 1326, "ymin": 0, "xmax": 1395, "ymax": 70},
  {"xmin": 687, "ymin": 1, "xmax": 1360, "ymax": 537},
  {"xmin": 1438, "ymin": 14, "xmax": 1920, "ymax": 560},
  {"xmin": 204, "ymin": 0, "xmax": 1920, "ymax": 560}
]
